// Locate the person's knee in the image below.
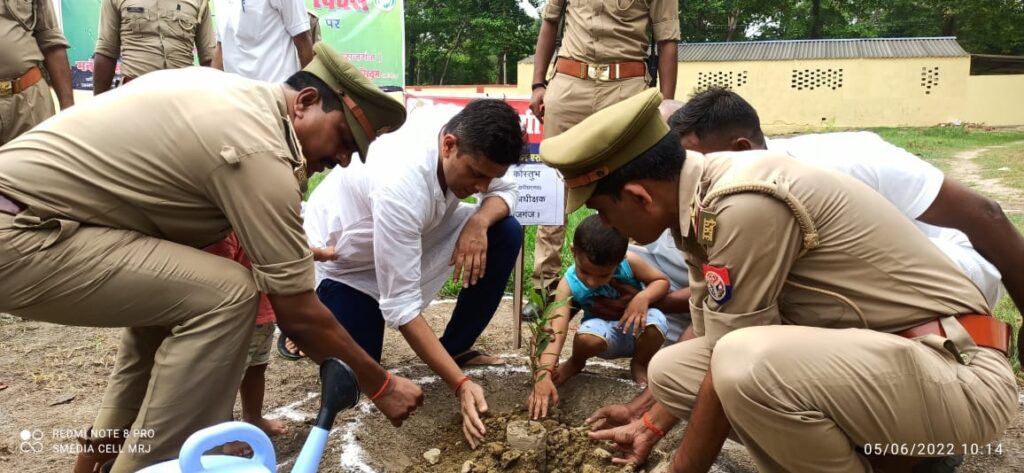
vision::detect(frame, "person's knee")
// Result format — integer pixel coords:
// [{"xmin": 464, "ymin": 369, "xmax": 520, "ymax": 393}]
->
[
  {"xmin": 573, "ymin": 333, "xmax": 607, "ymax": 357},
  {"xmin": 710, "ymin": 328, "xmax": 775, "ymax": 409},
  {"xmin": 488, "ymin": 216, "xmax": 523, "ymax": 249}
]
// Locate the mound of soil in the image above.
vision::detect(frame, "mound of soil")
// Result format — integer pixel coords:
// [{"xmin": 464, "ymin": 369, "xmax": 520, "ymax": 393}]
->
[
  {"xmin": 347, "ymin": 363, "xmax": 664, "ymax": 472},
  {"xmin": 403, "ymin": 411, "xmax": 654, "ymax": 473}
]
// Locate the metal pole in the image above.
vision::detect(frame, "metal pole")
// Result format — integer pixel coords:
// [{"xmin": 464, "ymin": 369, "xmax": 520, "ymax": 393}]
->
[{"xmin": 512, "ymin": 228, "xmax": 525, "ymax": 349}]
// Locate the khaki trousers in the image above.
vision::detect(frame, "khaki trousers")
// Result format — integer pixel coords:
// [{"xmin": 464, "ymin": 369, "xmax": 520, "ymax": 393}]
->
[
  {"xmin": 0, "ymin": 79, "xmax": 55, "ymax": 146},
  {"xmin": 0, "ymin": 213, "xmax": 259, "ymax": 472},
  {"xmin": 531, "ymin": 73, "xmax": 648, "ymax": 290},
  {"xmin": 648, "ymin": 325, "xmax": 1017, "ymax": 473}
]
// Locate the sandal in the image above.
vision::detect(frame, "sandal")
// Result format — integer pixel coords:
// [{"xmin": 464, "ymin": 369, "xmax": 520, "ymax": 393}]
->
[
  {"xmin": 276, "ymin": 335, "xmax": 304, "ymax": 361},
  {"xmin": 453, "ymin": 349, "xmax": 505, "ymax": 368}
]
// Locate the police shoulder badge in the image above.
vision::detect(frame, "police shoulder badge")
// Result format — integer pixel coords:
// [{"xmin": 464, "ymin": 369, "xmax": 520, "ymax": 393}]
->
[
  {"xmin": 702, "ymin": 264, "xmax": 732, "ymax": 305},
  {"xmin": 697, "ymin": 209, "xmax": 717, "ymax": 246}
]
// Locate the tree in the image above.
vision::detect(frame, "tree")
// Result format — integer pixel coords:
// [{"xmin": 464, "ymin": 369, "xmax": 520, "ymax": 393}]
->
[{"xmin": 405, "ymin": 0, "xmax": 540, "ymax": 85}]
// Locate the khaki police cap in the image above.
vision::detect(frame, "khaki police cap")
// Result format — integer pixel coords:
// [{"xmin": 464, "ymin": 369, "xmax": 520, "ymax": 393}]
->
[
  {"xmin": 540, "ymin": 88, "xmax": 668, "ymax": 212},
  {"xmin": 303, "ymin": 42, "xmax": 406, "ymax": 161}
]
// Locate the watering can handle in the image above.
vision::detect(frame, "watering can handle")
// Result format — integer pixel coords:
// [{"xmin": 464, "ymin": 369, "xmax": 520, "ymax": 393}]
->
[{"xmin": 178, "ymin": 422, "xmax": 276, "ymax": 472}]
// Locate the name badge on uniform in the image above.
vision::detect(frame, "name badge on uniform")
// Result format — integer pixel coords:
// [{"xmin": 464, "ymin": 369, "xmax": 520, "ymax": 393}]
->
[
  {"xmin": 698, "ymin": 209, "xmax": 717, "ymax": 246},
  {"xmin": 703, "ymin": 264, "xmax": 732, "ymax": 305},
  {"xmin": 127, "ymin": 6, "xmax": 145, "ymax": 13}
]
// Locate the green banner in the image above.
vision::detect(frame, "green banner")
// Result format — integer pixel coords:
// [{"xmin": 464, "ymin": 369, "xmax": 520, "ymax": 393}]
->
[
  {"xmin": 61, "ymin": 0, "xmax": 405, "ymax": 90},
  {"xmin": 61, "ymin": 0, "xmax": 103, "ymax": 89},
  {"xmin": 306, "ymin": 0, "xmax": 405, "ymax": 88}
]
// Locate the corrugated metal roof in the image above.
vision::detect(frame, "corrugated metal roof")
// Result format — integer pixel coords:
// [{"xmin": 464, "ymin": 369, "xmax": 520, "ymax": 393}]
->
[
  {"xmin": 676, "ymin": 37, "xmax": 968, "ymax": 62},
  {"xmin": 518, "ymin": 37, "xmax": 968, "ymax": 64}
]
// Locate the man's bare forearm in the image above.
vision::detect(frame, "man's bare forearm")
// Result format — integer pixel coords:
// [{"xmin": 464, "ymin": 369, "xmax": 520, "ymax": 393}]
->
[
  {"xmin": 532, "ymin": 19, "xmax": 558, "ymax": 84},
  {"xmin": 271, "ymin": 291, "xmax": 389, "ymax": 396},
  {"xmin": 656, "ymin": 41, "xmax": 678, "ymax": 100},
  {"xmin": 42, "ymin": 47, "xmax": 74, "ymax": 109},
  {"xmin": 92, "ymin": 53, "xmax": 117, "ymax": 95},
  {"xmin": 470, "ymin": 196, "xmax": 510, "ymax": 227},
  {"xmin": 669, "ymin": 372, "xmax": 730, "ymax": 473},
  {"xmin": 400, "ymin": 316, "xmax": 466, "ymax": 389}
]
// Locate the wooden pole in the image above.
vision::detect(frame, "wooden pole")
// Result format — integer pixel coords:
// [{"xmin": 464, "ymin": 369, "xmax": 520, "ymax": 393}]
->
[{"xmin": 512, "ymin": 228, "xmax": 525, "ymax": 349}]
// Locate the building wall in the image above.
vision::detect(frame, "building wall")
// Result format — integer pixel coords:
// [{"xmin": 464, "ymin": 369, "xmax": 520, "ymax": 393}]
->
[
  {"xmin": 965, "ymin": 75, "xmax": 1024, "ymax": 126},
  {"xmin": 676, "ymin": 57, "xmax": 970, "ymax": 131},
  {"xmin": 519, "ymin": 57, "xmax": 1024, "ymax": 129}
]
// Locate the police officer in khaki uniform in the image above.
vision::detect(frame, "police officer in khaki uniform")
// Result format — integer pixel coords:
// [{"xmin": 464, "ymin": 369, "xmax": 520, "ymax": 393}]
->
[
  {"xmin": 93, "ymin": 0, "xmax": 216, "ymax": 94},
  {"xmin": 541, "ymin": 89, "xmax": 1016, "ymax": 472},
  {"xmin": 0, "ymin": 43, "xmax": 423, "ymax": 473},
  {"xmin": 526, "ymin": 0, "xmax": 680, "ymax": 306},
  {"xmin": 0, "ymin": 0, "xmax": 74, "ymax": 145}
]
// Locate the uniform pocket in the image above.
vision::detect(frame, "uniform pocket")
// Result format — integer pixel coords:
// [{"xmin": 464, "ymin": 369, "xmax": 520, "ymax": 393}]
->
[{"xmin": 124, "ymin": 11, "xmax": 155, "ymax": 36}]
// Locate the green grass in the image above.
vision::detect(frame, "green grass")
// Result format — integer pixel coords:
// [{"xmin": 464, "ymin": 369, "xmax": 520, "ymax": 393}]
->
[
  {"xmin": 974, "ymin": 145, "xmax": 1024, "ymax": 191},
  {"xmin": 872, "ymin": 126, "xmax": 1024, "ymax": 172}
]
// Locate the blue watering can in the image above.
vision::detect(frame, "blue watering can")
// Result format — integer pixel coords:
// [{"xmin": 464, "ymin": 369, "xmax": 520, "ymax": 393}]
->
[{"xmin": 138, "ymin": 358, "xmax": 360, "ymax": 473}]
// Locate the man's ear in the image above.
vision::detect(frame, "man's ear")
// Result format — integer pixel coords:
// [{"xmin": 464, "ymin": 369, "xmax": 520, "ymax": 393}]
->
[
  {"xmin": 732, "ymin": 137, "xmax": 754, "ymax": 151},
  {"xmin": 622, "ymin": 182, "xmax": 654, "ymax": 209},
  {"xmin": 294, "ymin": 87, "xmax": 322, "ymax": 116},
  {"xmin": 440, "ymin": 133, "xmax": 458, "ymax": 157}
]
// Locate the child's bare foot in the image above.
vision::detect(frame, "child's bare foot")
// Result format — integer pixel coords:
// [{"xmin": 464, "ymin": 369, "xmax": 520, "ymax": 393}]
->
[
  {"xmin": 249, "ymin": 417, "xmax": 289, "ymax": 437},
  {"xmin": 630, "ymin": 359, "xmax": 650, "ymax": 386},
  {"xmin": 223, "ymin": 441, "xmax": 252, "ymax": 457},
  {"xmin": 554, "ymin": 358, "xmax": 585, "ymax": 386}
]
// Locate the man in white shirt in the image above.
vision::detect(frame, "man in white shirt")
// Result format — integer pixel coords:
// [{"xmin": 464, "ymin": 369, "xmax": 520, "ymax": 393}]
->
[
  {"xmin": 212, "ymin": 0, "xmax": 314, "ymax": 82},
  {"xmin": 303, "ymin": 99, "xmax": 525, "ymax": 449}
]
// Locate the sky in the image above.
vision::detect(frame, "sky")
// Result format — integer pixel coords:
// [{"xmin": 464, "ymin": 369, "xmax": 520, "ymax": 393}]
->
[{"xmin": 519, "ymin": 0, "xmax": 540, "ymax": 19}]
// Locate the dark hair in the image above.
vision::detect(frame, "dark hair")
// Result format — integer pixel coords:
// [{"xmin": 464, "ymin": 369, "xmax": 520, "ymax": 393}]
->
[
  {"xmin": 591, "ymin": 132, "xmax": 684, "ymax": 200},
  {"xmin": 444, "ymin": 99, "xmax": 526, "ymax": 166},
  {"xmin": 573, "ymin": 214, "xmax": 628, "ymax": 266},
  {"xmin": 668, "ymin": 87, "xmax": 765, "ymax": 147},
  {"xmin": 284, "ymin": 71, "xmax": 345, "ymax": 113}
]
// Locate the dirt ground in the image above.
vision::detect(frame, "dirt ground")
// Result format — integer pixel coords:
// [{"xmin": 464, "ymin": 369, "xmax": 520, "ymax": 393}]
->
[{"xmin": 1, "ymin": 300, "xmax": 1023, "ymax": 472}]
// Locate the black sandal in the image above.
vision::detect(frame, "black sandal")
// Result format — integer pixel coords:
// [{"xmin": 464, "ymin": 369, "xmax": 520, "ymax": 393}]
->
[
  {"xmin": 276, "ymin": 335, "xmax": 304, "ymax": 361},
  {"xmin": 452, "ymin": 349, "xmax": 504, "ymax": 368}
]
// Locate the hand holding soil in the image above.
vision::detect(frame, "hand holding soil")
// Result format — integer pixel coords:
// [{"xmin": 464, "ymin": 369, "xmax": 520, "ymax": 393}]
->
[
  {"xmin": 586, "ymin": 403, "xmax": 639, "ymax": 431},
  {"xmin": 588, "ymin": 417, "xmax": 661, "ymax": 466},
  {"xmin": 373, "ymin": 374, "xmax": 425, "ymax": 426},
  {"xmin": 459, "ymin": 379, "xmax": 490, "ymax": 448}
]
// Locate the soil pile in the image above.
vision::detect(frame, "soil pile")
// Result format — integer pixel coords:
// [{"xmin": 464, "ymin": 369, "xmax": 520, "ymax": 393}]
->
[{"xmin": 403, "ymin": 411, "xmax": 658, "ymax": 473}]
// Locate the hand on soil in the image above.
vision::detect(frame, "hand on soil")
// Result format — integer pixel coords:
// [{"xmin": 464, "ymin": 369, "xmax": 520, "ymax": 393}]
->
[
  {"xmin": 586, "ymin": 403, "xmax": 638, "ymax": 431},
  {"xmin": 587, "ymin": 418, "xmax": 659, "ymax": 466},
  {"xmin": 528, "ymin": 376, "xmax": 560, "ymax": 419},
  {"xmin": 458, "ymin": 380, "xmax": 489, "ymax": 449},
  {"xmin": 374, "ymin": 375, "xmax": 424, "ymax": 427}
]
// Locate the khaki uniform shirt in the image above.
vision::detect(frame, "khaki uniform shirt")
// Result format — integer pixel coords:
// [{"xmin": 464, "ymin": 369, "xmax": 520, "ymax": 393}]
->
[
  {"xmin": 0, "ymin": 0, "xmax": 69, "ymax": 78},
  {"xmin": 542, "ymin": 0, "xmax": 680, "ymax": 64},
  {"xmin": 676, "ymin": 151, "xmax": 989, "ymax": 348},
  {"xmin": 95, "ymin": 0, "xmax": 216, "ymax": 79},
  {"xmin": 0, "ymin": 67, "xmax": 313, "ymax": 295}
]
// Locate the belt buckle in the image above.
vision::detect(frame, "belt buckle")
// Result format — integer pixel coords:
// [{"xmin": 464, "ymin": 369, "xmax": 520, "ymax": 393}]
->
[
  {"xmin": 587, "ymin": 64, "xmax": 610, "ymax": 82},
  {"xmin": 0, "ymin": 80, "xmax": 12, "ymax": 97}
]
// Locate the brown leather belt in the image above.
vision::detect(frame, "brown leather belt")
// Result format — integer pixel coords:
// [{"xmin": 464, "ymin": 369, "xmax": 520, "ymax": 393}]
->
[
  {"xmin": 0, "ymin": 193, "xmax": 23, "ymax": 216},
  {"xmin": 0, "ymin": 66, "xmax": 43, "ymax": 98},
  {"xmin": 897, "ymin": 314, "xmax": 1010, "ymax": 357},
  {"xmin": 555, "ymin": 57, "xmax": 646, "ymax": 81}
]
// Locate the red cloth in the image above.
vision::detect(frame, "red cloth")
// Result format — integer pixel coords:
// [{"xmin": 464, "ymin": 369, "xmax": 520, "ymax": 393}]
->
[{"xmin": 204, "ymin": 233, "xmax": 276, "ymax": 325}]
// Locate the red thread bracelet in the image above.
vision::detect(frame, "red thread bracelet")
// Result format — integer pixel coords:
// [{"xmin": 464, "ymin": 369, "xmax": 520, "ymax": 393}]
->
[
  {"xmin": 368, "ymin": 371, "xmax": 392, "ymax": 401},
  {"xmin": 454, "ymin": 376, "xmax": 471, "ymax": 397},
  {"xmin": 642, "ymin": 412, "xmax": 667, "ymax": 438}
]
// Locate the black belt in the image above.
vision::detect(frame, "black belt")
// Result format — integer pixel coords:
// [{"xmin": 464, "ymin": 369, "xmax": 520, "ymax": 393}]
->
[{"xmin": 0, "ymin": 192, "xmax": 23, "ymax": 215}]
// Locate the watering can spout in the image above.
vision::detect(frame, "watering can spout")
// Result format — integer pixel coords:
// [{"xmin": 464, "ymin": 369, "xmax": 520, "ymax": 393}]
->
[{"xmin": 315, "ymin": 358, "xmax": 360, "ymax": 430}]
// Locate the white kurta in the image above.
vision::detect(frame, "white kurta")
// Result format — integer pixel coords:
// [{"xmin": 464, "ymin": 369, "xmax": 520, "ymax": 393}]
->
[{"xmin": 304, "ymin": 104, "xmax": 518, "ymax": 329}]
